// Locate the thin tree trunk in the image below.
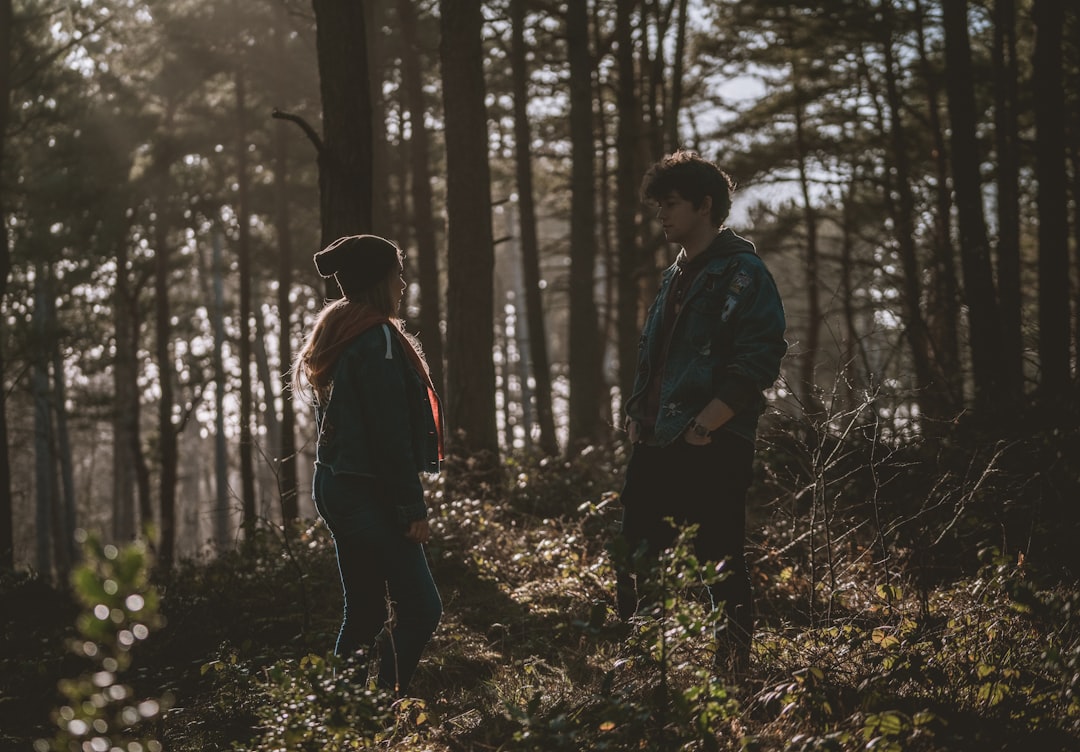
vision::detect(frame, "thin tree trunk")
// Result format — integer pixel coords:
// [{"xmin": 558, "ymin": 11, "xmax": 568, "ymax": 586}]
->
[
  {"xmin": 112, "ymin": 239, "xmax": 138, "ymax": 541},
  {"xmin": 510, "ymin": 0, "xmax": 558, "ymax": 456},
  {"xmin": 665, "ymin": 0, "xmax": 688, "ymax": 152},
  {"xmin": 398, "ymin": 0, "xmax": 446, "ymax": 396},
  {"xmin": 592, "ymin": 5, "xmax": 615, "ymax": 433},
  {"xmin": 440, "ymin": 0, "xmax": 500, "ymax": 472},
  {"xmin": 880, "ymin": 0, "xmax": 938, "ymax": 420},
  {"xmin": 943, "ymin": 0, "xmax": 1005, "ymax": 416},
  {"xmin": 147, "ymin": 104, "xmax": 184, "ymax": 567},
  {"xmin": 642, "ymin": 0, "xmax": 673, "ymax": 158},
  {"xmin": 1033, "ymin": 0, "xmax": 1070, "ymax": 407},
  {"xmin": 993, "ymin": 0, "xmax": 1024, "ymax": 412},
  {"xmin": 792, "ymin": 66, "xmax": 823, "ymax": 414},
  {"xmin": 273, "ymin": 117, "xmax": 298, "ymax": 526},
  {"xmin": 49, "ymin": 294, "xmax": 76, "ymax": 576},
  {"xmin": 153, "ymin": 156, "xmax": 178, "ymax": 568},
  {"xmin": 914, "ymin": 0, "xmax": 963, "ymax": 412},
  {"xmin": 235, "ymin": 70, "xmax": 257, "ymax": 544},
  {"xmin": 313, "ymin": 0, "xmax": 375, "ymax": 248},
  {"xmin": 839, "ymin": 167, "xmax": 868, "ymax": 403},
  {"xmin": 253, "ymin": 282, "xmax": 281, "ymax": 465},
  {"xmin": 567, "ymin": 0, "xmax": 603, "ymax": 450},
  {"xmin": 0, "ymin": 0, "xmax": 14, "ymax": 570},
  {"xmin": 615, "ymin": 0, "xmax": 641, "ymax": 420},
  {"xmin": 211, "ymin": 232, "xmax": 231, "ymax": 547},
  {"xmin": 33, "ymin": 277, "xmax": 56, "ymax": 577},
  {"xmin": 365, "ymin": 0, "xmax": 392, "ymax": 239}
]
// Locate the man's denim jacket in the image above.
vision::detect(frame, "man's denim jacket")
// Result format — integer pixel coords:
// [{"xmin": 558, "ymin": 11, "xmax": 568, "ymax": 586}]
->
[
  {"xmin": 625, "ymin": 229, "xmax": 787, "ymax": 446},
  {"xmin": 314, "ymin": 324, "xmax": 441, "ymax": 525}
]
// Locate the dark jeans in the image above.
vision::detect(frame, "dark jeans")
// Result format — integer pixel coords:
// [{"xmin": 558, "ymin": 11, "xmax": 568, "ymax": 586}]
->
[
  {"xmin": 616, "ymin": 431, "xmax": 755, "ymax": 651},
  {"xmin": 313, "ymin": 467, "xmax": 442, "ymax": 694}
]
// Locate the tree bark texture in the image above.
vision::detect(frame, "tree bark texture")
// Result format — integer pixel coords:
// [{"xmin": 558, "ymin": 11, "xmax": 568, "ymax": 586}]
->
[
  {"xmin": 112, "ymin": 237, "xmax": 138, "ymax": 542},
  {"xmin": 235, "ymin": 70, "xmax": 257, "ymax": 544},
  {"xmin": 942, "ymin": 0, "xmax": 1006, "ymax": 415},
  {"xmin": 880, "ymin": 0, "xmax": 939, "ymax": 420},
  {"xmin": 914, "ymin": 0, "xmax": 963, "ymax": 412},
  {"xmin": 993, "ymin": 0, "xmax": 1024, "ymax": 411},
  {"xmin": 510, "ymin": 0, "xmax": 558, "ymax": 456},
  {"xmin": 273, "ymin": 118, "xmax": 299, "ymax": 525},
  {"xmin": 439, "ymin": 0, "xmax": 500, "ymax": 468},
  {"xmin": 0, "ymin": 0, "xmax": 13, "ymax": 569},
  {"xmin": 1032, "ymin": 0, "xmax": 1071, "ymax": 406},
  {"xmin": 152, "ymin": 130, "xmax": 179, "ymax": 568},
  {"xmin": 211, "ymin": 232, "xmax": 231, "ymax": 546},
  {"xmin": 33, "ymin": 277, "xmax": 56, "ymax": 577},
  {"xmin": 398, "ymin": 0, "xmax": 447, "ymax": 397},
  {"xmin": 313, "ymin": 0, "xmax": 375, "ymax": 248},
  {"xmin": 567, "ymin": 0, "xmax": 604, "ymax": 450},
  {"xmin": 615, "ymin": 0, "xmax": 641, "ymax": 419}
]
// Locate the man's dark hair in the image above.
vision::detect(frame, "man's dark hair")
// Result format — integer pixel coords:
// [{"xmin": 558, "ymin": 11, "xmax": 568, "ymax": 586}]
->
[{"xmin": 640, "ymin": 150, "xmax": 736, "ymax": 227}]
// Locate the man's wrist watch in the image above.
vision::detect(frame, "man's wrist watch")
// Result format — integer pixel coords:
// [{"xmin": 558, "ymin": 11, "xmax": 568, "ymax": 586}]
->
[{"xmin": 689, "ymin": 419, "xmax": 710, "ymax": 438}]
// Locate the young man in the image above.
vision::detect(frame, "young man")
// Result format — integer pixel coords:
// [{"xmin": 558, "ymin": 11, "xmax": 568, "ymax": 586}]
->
[{"xmin": 616, "ymin": 150, "xmax": 786, "ymax": 675}]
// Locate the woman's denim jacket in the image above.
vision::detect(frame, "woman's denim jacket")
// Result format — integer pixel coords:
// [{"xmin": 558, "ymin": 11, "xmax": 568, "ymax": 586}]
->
[
  {"xmin": 625, "ymin": 229, "xmax": 787, "ymax": 446},
  {"xmin": 314, "ymin": 324, "xmax": 441, "ymax": 525}
]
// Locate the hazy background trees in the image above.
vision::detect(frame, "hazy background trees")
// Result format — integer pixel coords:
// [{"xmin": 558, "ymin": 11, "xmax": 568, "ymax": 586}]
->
[{"xmin": 1, "ymin": 0, "xmax": 1078, "ymax": 576}]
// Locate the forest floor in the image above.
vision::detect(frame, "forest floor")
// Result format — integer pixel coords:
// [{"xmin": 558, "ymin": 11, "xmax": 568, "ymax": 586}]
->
[{"xmin": 2, "ymin": 446, "xmax": 1079, "ymax": 751}]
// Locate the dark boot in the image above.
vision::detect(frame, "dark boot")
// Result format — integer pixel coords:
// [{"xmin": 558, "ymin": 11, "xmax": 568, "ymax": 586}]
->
[
  {"xmin": 615, "ymin": 570, "xmax": 639, "ymax": 621},
  {"xmin": 714, "ymin": 604, "xmax": 752, "ymax": 680}
]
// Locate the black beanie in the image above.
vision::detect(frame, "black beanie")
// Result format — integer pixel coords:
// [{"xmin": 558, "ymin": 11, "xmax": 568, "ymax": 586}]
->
[{"xmin": 313, "ymin": 235, "xmax": 400, "ymax": 300}]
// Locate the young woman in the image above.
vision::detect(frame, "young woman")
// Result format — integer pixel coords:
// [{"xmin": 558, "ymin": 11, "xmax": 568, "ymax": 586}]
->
[{"xmin": 293, "ymin": 234, "xmax": 444, "ymax": 695}]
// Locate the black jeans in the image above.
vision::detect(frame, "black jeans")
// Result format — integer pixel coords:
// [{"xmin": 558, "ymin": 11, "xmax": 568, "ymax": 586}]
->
[
  {"xmin": 314, "ymin": 468, "xmax": 442, "ymax": 694},
  {"xmin": 615, "ymin": 431, "xmax": 755, "ymax": 646}
]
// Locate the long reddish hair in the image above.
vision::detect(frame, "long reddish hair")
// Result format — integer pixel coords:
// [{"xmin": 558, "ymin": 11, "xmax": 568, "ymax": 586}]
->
[
  {"xmin": 293, "ymin": 265, "xmax": 405, "ymax": 403},
  {"xmin": 292, "ymin": 260, "xmax": 443, "ymax": 461}
]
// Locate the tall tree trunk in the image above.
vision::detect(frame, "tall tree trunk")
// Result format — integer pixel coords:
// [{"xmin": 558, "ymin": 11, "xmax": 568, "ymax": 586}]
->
[
  {"xmin": 153, "ymin": 155, "xmax": 178, "ymax": 568},
  {"xmin": 365, "ymin": 0, "xmax": 392, "ymax": 239},
  {"xmin": 993, "ymin": 0, "xmax": 1024, "ymax": 412},
  {"xmin": 313, "ymin": 0, "xmax": 375, "ymax": 248},
  {"xmin": 567, "ymin": 0, "xmax": 604, "ymax": 450},
  {"xmin": 398, "ymin": 0, "xmax": 446, "ymax": 396},
  {"xmin": 33, "ymin": 276, "xmax": 56, "ymax": 577},
  {"xmin": 664, "ymin": 0, "xmax": 688, "ymax": 152},
  {"xmin": 615, "ymin": 0, "xmax": 641, "ymax": 422},
  {"xmin": 112, "ymin": 239, "xmax": 138, "ymax": 541},
  {"xmin": 0, "ymin": 0, "xmax": 14, "ymax": 570},
  {"xmin": 273, "ymin": 118, "xmax": 299, "ymax": 526},
  {"xmin": 211, "ymin": 232, "xmax": 231, "ymax": 547},
  {"xmin": 840, "ymin": 164, "xmax": 873, "ymax": 399},
  {"xmin": 1033, "ymin": 0, "xmax": 1071, "ymax": 408},
  {"xmin": 1072, "ymin": 68, "xmax": 1080, "ymax": 382},
  {"xmin": 439, "ymin": 0, "xmax": 500, "ymax": 472},
  {"xmin": 914, "ymin": 0, "xmax": 963, "ymax": 412},
  {"xmin": 235, "ymin": 70, "xmax": 256, "ymax": 544},
  {"xmin": 943, "ymin": 0, "xmax": 1005, "ymax": 416},
  {"xmin": 642, "ymin": 0, "xmax": 673, "ymax": 158},
  {"xmin": 253, "ymin": 282, "xmax": 281, "ymax": 465},
  {"xmin": 509, "ymin": 0, "xmax": 558, "ymax": 456},
  {"xmin": 880, "ymin": 0, "xmax": 939, "ymax": 421},
  {"xmin": 791, "ymin": 64, "xmax": 823, "ymax": 415},
  {"xmin": 49, "ymin": 295, "xmax": 76, "ymax": 576}
]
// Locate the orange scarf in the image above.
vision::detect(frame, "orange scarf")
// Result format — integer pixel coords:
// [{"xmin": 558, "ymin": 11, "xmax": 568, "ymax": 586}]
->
[{"xmin": 311, "ymin": 310, "xmax": 443, "ymax": 462}]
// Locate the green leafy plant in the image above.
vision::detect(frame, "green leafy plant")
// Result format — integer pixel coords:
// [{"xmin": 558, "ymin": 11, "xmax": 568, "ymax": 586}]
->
[
  {"xmin": 236, "ymin": 654, "xmax": 406, "ymax": 751},
  {"xmin": 36, "ymin": 531, "xmax": 166, "ymax": 752}
]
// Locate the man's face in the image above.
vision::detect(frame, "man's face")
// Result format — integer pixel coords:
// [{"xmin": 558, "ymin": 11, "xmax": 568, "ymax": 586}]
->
[{"xmin": 655, "ymin": 190, "xmax": 710, "ymax": 247}]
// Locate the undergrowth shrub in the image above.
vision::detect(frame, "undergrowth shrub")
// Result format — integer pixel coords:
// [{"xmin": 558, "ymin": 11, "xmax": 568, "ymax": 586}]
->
[
  {"xmin": 505, "ymin": 523, "xmax": 741, "ymax": 751},
  {"xmin": 234, "ymin": 654, "xmax": 410, "ymax": 751},
  {"xmin": 37, "ymin": 531, "xmax": 167, "ymax": 752}
]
